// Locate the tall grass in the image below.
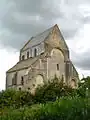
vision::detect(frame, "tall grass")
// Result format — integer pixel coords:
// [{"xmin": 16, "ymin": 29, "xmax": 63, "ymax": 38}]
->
[{"xmin": 0, "ymin": 96, "xmax": 90, "ymax": 120}]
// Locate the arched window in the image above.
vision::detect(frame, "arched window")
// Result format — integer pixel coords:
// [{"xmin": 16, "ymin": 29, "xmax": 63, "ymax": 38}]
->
[
  {"xmin": 21, "ymin": 76, "xmax": 24, "ymax": 85},
  {"xmin": 12, "ymin": 78, "xmax": 14, "ymax": 85},
  {"xmin": 34, "ymin": 48, "xmax": 37, "ymax": 57},
  {"xmin": 71, "ymin": 79, "xmax": 76, "ymax": 88},
  {"xmin": 19, "ymin": 87, "xmax": 21, "ymax": 91},
  {"xmin": 27, "ymin": 51, "xmax": 29, "ymax": 59},
  {"xmin": 12, "ymin": 73, "xmax": 17, "ymax": 85},
  {"xmin": 28, "ymin": 87, "xmax": 30, "ymax": 90},
  {"xmin": 57, "ymin": 64, "xmax": 59, "ymax": 70},
  {"xmin": 22, "ymin": 55, "xmax": 25, "ymax": 60}
]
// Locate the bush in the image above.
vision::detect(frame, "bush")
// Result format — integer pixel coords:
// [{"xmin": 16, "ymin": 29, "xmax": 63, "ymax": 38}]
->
[
  {"xmin": 0, "ymin": 97, "xmax": 90, "ymax": 120},
  {"xmin": 0, "ymin": 89, "xmax": 34, "ymax": 109},
  {"xmin": 0, "ymin": 77, "xmax": 86, "ymax": 109},
  {"xmin": 0, "ymin": 76, "xmax": 90, "ymax": 119},
  {"xmin": 78, "ymin": 76, "xmax": 90, "ymax": 98},
  {"xmin": 1, "ymin": 76, "xmax": 90, "ymax": 110},
  {"xmin": 34, "ymin": 79, "xmax": 77, "ymax": 103}
]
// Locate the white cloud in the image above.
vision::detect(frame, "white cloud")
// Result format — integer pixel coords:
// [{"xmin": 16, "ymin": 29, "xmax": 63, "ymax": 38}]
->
[
  {"xmin": 0, "ymin": 0, "xmax": 90, "ymax": 90},
  {"xmin": 65, "ymin": 24, "xmax": 90, "ymax": 77},
  {"xmin": 67, "ymin": 24, "xmax": 90, "ymax": 54},
  {"xmin": 0, "ymin": 48, "xmax": 19, "ymax": 90}
]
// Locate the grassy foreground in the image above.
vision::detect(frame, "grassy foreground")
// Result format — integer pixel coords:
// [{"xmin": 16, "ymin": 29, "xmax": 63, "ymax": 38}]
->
[
  {"xmin": 0, "ymin": 96, "xmax": 90, "ymax": 120},
  {"xmin": 0, "ymin": 77, "xmax": 90, "ymax": 120}
]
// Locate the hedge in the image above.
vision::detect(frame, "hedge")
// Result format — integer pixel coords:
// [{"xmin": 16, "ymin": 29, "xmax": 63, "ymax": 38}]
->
[
  {"xmin": 0, "ymin": 79, "xmax": 88, "ymax": 109},
  {"xmin": 0, "ymin": 96, "xmax": 90, "ymax": 120}
]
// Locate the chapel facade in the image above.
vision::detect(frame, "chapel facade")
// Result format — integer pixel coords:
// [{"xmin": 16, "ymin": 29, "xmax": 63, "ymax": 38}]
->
[{"xmin": 6, "ymin": 24, "xmax": 79, "ymax": 93}]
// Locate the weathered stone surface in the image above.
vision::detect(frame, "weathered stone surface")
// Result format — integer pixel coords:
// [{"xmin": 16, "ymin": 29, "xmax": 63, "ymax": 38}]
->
[{"xmin": 6, "ymin": 24, "xmax": 79, "ymax": 91}]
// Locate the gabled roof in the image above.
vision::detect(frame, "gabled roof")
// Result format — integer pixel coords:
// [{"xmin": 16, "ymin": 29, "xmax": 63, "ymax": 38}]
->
[
  {"xmin": 21, "ymin": 24, "xmax": 57, "ymax": 51},
  {"xmin": 7, "ymin": 53, "xmax": 45, "ymax": 73},
  {"xmin": 7, "ymin": 24, "xmax": 70, "ymax": 73},
  {"xmin": 7, "ymin": 56, "xmax": 38, "ymax": 73}
]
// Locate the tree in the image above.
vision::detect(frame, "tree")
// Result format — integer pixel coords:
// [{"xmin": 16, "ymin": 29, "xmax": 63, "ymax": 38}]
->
[{"xmin": 78, "ymin": 76, "xmax": 90, "ymax": 97}]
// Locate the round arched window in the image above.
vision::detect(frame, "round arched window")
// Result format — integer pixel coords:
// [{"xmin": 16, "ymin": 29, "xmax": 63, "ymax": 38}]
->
[
  {"xmin": 71, "ymin": 79, "xmax": 76, "ymax": 88},
  {"xmin": 34, "ymin": 48, "xmax": 37, "ymax": 57}
]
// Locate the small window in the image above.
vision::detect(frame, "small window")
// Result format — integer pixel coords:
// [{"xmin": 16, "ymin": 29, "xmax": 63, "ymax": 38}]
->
[
  {"xmin": 34, "ymin": 48, "xmax": 37, "ymax": 57},
  {"xmin": 22, "ymin": 55, "xmax": 25, "ymax": 60},
  {"xmin": 33, "ymin": 84, "xmax": 35, "ymax": 87},
  {"xmin": 12, "ymin": 73, "xmax": 17, "ymax": 85},
  {"xmin": 12, "ymin": 78, "xmax": 14, "ymax": 85},
  {"xmin": 19, "ymin": 87, "xmax": 21, "ymax": 91},
  {"xmin": 21, "ymin": 76, "xmax": 24, "ymax": 85},
  {"xmin": 57, "ymin": 64, "xmax": 59, "ymax": 70},
  {"xmin": 27, "ymin": 51, "xmax": 29, "ymax": 59},
  {"xmin": 41, "ymin": 52, "xmax": 44, "ymax": 55},
  {"xmin": 28, "ymin": 87, "xmax": 30, "ymax": 90}
]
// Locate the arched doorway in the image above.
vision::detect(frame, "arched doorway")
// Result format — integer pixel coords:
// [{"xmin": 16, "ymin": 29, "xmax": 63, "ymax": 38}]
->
[
  {"xmin": 71, "ymin": 79, "xmax": 76, "ymax": 88},
  {"xmin": 50, "ymin": 48, "xmax": 65, "ymax": 79},
  {"xmin": 35, "ymin": 75, "xmax": 44, "ymax": 88},
  {"xmin": 30, "ymin": 75, "xmax": 44, "ymax": 94}
]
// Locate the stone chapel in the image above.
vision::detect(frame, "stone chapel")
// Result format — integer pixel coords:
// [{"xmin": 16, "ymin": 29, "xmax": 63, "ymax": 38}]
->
[{"xmin": 6, "ymin": 24, "xmax": 79, "ymax": 93}]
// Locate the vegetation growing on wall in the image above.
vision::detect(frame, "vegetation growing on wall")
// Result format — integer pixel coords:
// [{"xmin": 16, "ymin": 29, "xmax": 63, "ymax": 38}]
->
[{"xmin": 0, "ymin": 76, "xmax": 90, "ymax": 120}]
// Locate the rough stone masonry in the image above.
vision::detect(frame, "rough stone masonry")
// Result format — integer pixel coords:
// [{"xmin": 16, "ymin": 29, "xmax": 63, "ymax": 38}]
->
[{"xmin": 6, "ymin": 24, "xmax": 79, "ymax": 93}]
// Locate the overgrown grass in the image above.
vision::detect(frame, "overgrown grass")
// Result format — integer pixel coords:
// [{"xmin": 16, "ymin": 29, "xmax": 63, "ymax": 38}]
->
[
  {"xmin": 0, "ymin": 96, "xmax": 90, "ymax": 120},
  {"xmin": 0, "ymin": 77, "xmax": 90, "ymax": 119}
]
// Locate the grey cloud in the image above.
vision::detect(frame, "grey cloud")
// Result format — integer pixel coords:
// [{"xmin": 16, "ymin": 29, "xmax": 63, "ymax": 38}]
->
[
  {"xmin": 82, "ymin": 16, "xmax": 90, "ymax": 23},
  {"xmin": 0, "ymin": 0, "xmax": 90, "ymax": 49},
  {"xmin": 13, "ymin": 0, "xmax": 63, "ymax": 18},
  {"xmin": 1, "ymin": 0, "xmax": 63, "ymax": 31},
  {"xmin": 1, "ymin": 12, "xmax": 54, "ymax": 35},
  {"xmin": 71, "ymin": 50, "xmax": 90, "ymax": 70},
  {"xmin": 0, "ymin": 0, "xmax": 64, "ymax": 49},
  {"xmin": 62, "ymin": 29, "xmax": 78, "ymax": 39},
  {"xmin": 0, "ymin": 33, "xmax": 27, "ymax": 49}
]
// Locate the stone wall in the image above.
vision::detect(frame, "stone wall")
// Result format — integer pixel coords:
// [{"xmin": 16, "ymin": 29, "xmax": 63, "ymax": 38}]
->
[
  {"xmin": 6, "ymin": 69, "xmax": 28, "ymax": 90},
  {"xmin": 47, "ymin": 48, "xmax": 65, "ymax": 81},
  {"xmin": 20, "ymin": 42, "xmax": 45, "ymax": 61},
  {"xmin": 6, "ymin": 24, "xmax": 79, "ymax": 90}
]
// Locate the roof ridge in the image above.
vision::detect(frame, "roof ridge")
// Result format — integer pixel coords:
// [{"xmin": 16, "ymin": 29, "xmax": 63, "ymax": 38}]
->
[
  {"xmin": 7, "ymin": 53, "xmax": 46, "ymax": 73},
  {"xmin": 21, "ymin": 24, "xmax": 57, "ymax": 51},
  {"xmin": 32, "ymin": 24, "xmax": 55, "ymax": 38}
]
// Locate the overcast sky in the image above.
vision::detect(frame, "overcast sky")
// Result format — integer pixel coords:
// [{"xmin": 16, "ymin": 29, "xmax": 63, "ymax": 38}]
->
[{"xmin": 0, "ymin": 0, "xmax": 90, "ymax": 90}]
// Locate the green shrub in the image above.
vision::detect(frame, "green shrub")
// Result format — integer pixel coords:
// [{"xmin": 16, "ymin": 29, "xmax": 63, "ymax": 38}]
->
[
  {"xmin": 0, "ymin": 97, "xmax": 90, "ymax": 120},
  {"xmin": 34, "ymin": 79, "xmax": 77, "ymax": 103},
  {"xmin": 0, "ymin": 89, "xmax": 34, "ymax": 109},
  {"xmin": 0, "ymin": 77, "xmax": 89, "ymax": 110},
  {"xmin": 0, "ymin": 76, "xmax": 90, "ymax": 120}
]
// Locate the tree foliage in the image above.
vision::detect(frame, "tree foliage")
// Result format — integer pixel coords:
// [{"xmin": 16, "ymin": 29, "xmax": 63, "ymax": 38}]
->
[
  {"xmin": 0, "ymin": 97, "xmax": 90, "ymax": 120},
  {"xmin": 1, "ymin": 76, "xmax": 90, "ymax": 109},
  {"xmin": 78, "ymin": 76, "xmax": 90, "ymax": 97},
  {"xmin": 0, "ymin": 89, "xmax": 34, "ymax": 109},
  {"xmin": 0, "ymin": 76, "xmax": 90, "ymax": 119},
  {"xmin": 34, "ymin": 77, "xmax": 77, "ymax": 103}
]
